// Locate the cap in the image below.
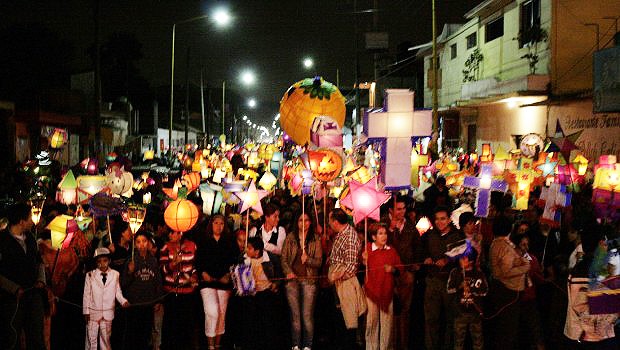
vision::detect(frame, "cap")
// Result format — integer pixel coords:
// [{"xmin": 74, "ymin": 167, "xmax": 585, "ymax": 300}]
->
[{"xmin": 93, "ymin": 247, "xmax": 111, "ymax": 258}]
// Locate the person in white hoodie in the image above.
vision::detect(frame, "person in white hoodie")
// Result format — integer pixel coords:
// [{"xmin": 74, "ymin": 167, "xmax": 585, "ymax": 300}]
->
[{"xmin": 83, "ymin": 247, "xmax": 129, "ymax": 350}]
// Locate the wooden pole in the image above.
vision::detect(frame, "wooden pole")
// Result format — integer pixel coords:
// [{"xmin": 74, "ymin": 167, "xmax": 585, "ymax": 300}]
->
[
  {"xmin": 302, "ymin": 194, "xmax": 306, "ymax": 255},
  {"xmin": 365, "ymin": 217, "xmax": 368, "ymax": 280},
  {"xmin": 245, "ymin": 209, "xmax": 249, "ymax": 249}
]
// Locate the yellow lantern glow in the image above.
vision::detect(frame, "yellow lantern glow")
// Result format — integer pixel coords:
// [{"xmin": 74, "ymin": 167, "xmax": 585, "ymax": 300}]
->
[
  {"xmin": 29, "ymin": 193, "xmax": 45, "ymax": 226},
  {"xmin": 77, "ymin": 175, "xmax": 107, "ymax": 203},
  {"xmin": 247, "ymin": 151, "xmax": 260, "ymax": 169},
  {"xmin": 572, "ymin": 154, "xmax": 589, "ymax": 176},
  {"xmin": 164, "ymin": 198, "xmax": 200, "ymax": 233},
  {"xmin": 47, "ymin": 215, "xmax": 78, "ymax": 249},
  {"xmin": 144, "ymin": 149, "xmax": 155, "ymax": 160},
  {"xmin": 258, "ymin": 171, "xmax": 278, "ymax": 191},
  {"xmin": 49, "ymin": 128, "xmax": 67, "ymax": 149},
  {"xmin": 416, "ymin": 217, "xmax": 432, "ymax": 235}
]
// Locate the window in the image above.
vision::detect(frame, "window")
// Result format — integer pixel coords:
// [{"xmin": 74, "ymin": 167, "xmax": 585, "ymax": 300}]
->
[
  {"xmin": 450, "ymin": 44, "xmax": 457, "ymax": 59},
  {"xmin": 485, "ymin": 16, "xmax": 504, "ymax": 42},
  {"xmin": 520, "ymin": 0, "xmax": 541, "ymax": 47},
  {"xmin": 466, "ymin": 32, "xmax": 477, "ymax": 49}
]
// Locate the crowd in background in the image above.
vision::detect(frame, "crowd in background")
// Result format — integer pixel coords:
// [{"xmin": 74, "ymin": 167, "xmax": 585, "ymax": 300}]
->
[{"xmin": 1, "ymin": 170, "xmax": 619, "ymax": 350}]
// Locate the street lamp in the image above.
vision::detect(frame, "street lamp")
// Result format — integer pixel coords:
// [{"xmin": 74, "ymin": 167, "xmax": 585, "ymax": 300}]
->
[
  {"xmin": 303, "ymin": 57, "xmax": 314, "ymax": 69},
  {"xmin": 221, "ymin": 69, "xmax": 257, "ymax": 140},
  {"xmin": 247, "ymin": 98, "xmax": 257, "ymax": 108},
  {"xmin": 169, "ymin": 9, "xmax": 231, "ymax": 153}
]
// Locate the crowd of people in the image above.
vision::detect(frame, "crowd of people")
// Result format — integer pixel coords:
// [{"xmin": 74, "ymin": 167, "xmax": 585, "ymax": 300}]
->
[{"xmin": 0, "ymin": 171, "xmax": 619, "ymax": 350}]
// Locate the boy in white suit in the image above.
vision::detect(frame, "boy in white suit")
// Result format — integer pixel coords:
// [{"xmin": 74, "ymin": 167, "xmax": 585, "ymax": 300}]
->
[{"xmin": 83, "ymin": 247, "xmax": 129, "ymax": 350}]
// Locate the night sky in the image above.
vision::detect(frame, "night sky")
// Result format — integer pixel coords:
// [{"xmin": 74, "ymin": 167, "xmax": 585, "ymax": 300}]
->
[{"xmin": 2, "ymin": 0, "xmax": 482, "ymax": 125}]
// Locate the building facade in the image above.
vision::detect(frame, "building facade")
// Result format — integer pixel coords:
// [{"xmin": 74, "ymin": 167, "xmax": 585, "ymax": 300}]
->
[{"xmin": 422, "ymin": 0, "xmax": 620, "ymax": 160}]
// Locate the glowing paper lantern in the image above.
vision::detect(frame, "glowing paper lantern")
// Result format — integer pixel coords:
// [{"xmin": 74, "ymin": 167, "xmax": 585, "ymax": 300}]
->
[
  {"xmin": 47, "ymin": 215, "xmax": 78, "ymax": 249},
  {"xmin": 339, "ymin": 176, "xmax": 390, "ymax": 224},
  {"xmin": 142, "ymin": 192, "xmax": 152, "ymax": 205},
  {"xmin": 572, "ymin": 154, "xmax": 589, "ymax": 176},
  {"xmin": 536, "ymin": 157, "xmax": 558, "ymax": 177},
  {"xmin": 479, "ymin": 144, "xmax": 493, "ymax": 162},
  {"xmin": 279, "ymin": 77, "xmax": 345, "ymax": 146},
  {"xmin": 416, "ymin": 216, "xmax": 432, "ymax": 235},
  {"xmin": 164, "ymin": 196, "xmax": 200, "ymax": 233},
  {"xmin": 463, "ymin": 164, "xmax": 508, "ymax": 217},
  {"xmin": 258, "ymin": 171, "xmax": 278, "ymax": 191},
  {"xmin": 77, "ymin": 175, "xmax": 107, "ymax": 203},
  {"xmin": 308, "ymin": 149, "xmax": 342, "ymax": 182},
  {"xmin": 411, "ymin": 149, "xmax": 429, "ymax": 187},
  {"xmin": 105, "ymin": 164, "xmax": 133, "ymax": 197},
  {"xmin": 183, "ymin": 172, "xmax": 201, "ymax": 193},
  {"xmin": 493, "ymin": 146, "xmax": 513, "ymax": 174},
  {"xmin": 592, "ymin": 156, "xmax": 620, "ymax": 219},
  {"xmin": 510, "ymin": 168, "xmax": 539, "ymax": 210},
  {"xmin": 247, "ymin": 151, "xmax": 260, "ymax": 169},
  {"xmin": 57, "ymin": 170, "xmax": 78, "ymax": 205},
  {"xmin": 200, "ymin": 182, "xmax": 224, "ymax": 216},
  {"xmin": 236, "ymin": 181, "xmax": 268, "ymax": 215},
  {"xmin": 127, "ymin": 205, "xmax": 147, "ymax": 235},
  {"xmin": 49, "ymin": 128, "xmax": 67, "ymax": 149},
  {"xmin": 540, "ymin": 183, "xmax": 571, "ymax": 226},
  {"xmin": 310, "ymin": 116, "xmax": 343, "ymax": 149},
  {"xmin": 29, "ymin": 193, "xmax": 45, "ymax": 226}
]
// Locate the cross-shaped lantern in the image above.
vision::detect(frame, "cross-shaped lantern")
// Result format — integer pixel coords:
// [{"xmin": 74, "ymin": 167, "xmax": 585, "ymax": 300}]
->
[
  {"xmin": 463, "ymin": 164, "xmax": 508, "ymax": 217},
  {"xmin": 539, "ymin": 183, "xmax": 571, "ymax": 226}
]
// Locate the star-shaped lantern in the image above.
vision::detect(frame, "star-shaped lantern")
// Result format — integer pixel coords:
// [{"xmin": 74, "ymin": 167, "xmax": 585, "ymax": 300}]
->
[
  {"xmin": 547, "ymin": 119, "xmax": 582, "ymax": 160},
  {"xmin": 537, "ymin": 157, "xmax": 558, "ymax": 177},
  {"xmin": 236, "ymin": 180, "xmax": 268, "ymax": 215},
  {"xmin": 340, "ymin": 176, "xmax": 390, "ymax": 224}
]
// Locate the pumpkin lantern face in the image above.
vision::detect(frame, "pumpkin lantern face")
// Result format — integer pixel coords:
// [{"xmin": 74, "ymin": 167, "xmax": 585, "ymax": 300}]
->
[
  {"xmin": 279, "ymin": 77, "xmax": 345, "ymax": 146},
  {"xmin": 312, "ymin": 149, "xmax": 343, "ymax": 182},
  {"xmin": 164, "ymin": 198, "xmax": 199, "ymax": 233}
]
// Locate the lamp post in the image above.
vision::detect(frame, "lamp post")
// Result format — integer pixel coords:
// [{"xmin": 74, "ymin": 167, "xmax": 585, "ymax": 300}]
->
[
  {"xmin": 221, "ymin": 69, "xmax": 256, "ymax": 140},
  {"xmin": 169, "ymin": 9, "xmax": 231, "ymax": 153}
]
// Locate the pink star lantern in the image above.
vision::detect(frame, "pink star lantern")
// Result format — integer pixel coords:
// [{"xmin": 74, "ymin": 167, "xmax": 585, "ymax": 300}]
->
[
  {"xmin": 340, "ymin": 176, "xmax": 391, "ymax": 224},
  {"xmin": 236, "ymin": 180, "xmax": 268, "ymax": 215}
]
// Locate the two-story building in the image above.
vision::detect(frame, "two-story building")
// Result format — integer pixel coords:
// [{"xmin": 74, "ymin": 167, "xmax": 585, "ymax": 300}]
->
[{"xmin": 421, "ymin": 0, "xmax": 620, "ymax": 160}]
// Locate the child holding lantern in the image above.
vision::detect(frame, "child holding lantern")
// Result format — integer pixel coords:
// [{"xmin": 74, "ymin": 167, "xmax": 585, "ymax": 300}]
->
[{"xmin": 362, "ymin": 223, "xmax": 403, "ymax": 350}]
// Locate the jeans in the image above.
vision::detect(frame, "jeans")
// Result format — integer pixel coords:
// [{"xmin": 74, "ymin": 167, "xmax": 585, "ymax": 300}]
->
[
  {"xmin": 365, "ymin": 298, "xmax": 393, "ymax": 350},
  {"xmin": 285, "ymin": 280, "xmax": 317, "ymax": 348},
  {"xmin": 424, "ymin": 276, "xmax": 454, "ymax": 350}
]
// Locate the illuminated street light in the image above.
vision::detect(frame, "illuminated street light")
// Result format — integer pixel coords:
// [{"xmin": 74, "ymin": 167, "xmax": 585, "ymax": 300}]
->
[
  {"xmin": 303, "ymin": 57, "xmax": 314, "ymax": 69},
  {"xmin": 242, "ymin": 115, "xmax": 247, "ymax": 121},
  {"xmin": 212, "ymin": 8, "xmax": 232, "ymax": 27},
  {"xmin": 240, "ymin": 70, "xmax": 256, "ymax": 86},
  {"xmin": 247, "ymin": 98, "xmax": 257, "ymax": 108}
]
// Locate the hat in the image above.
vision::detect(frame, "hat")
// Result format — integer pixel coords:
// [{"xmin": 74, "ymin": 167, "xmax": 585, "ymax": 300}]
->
[{"xmin": 93, "ymin": 247, "xmax": 111, "ymax": 258}]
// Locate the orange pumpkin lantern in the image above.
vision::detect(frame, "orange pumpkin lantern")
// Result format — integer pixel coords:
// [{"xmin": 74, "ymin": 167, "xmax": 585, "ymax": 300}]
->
[
  {"xmin": 279, "ymin": 77, "xmax": 345, "ymax": 146},
  {"xmin": 311, "ymin": 149, "xmax": 343, "ymax": 182},
  {"xmin": 183, "ymin": 172, "xmax": 201, "ymax": 192},
  {"xmin": 164, "ymin": 197, "xmax": 199, "ymax": 233}
]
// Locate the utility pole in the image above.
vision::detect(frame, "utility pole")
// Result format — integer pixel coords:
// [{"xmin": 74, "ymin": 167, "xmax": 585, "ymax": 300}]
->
[
  {"xmin": 431, "ymin": 0, "xmax": 439, "ymax": 154},
  {"xmin": 222, "ymin": 81, "xmax": 226, "ymax": 138},
  {"xmin": 94, "ymin": 0, "xmax": 102, "ymax": 161},
  {"xmin": 200, "ymin": 67, "xmax": 206, "ymax": 136},
  {"xmin": 354, "ymin": 0, "xmax": 360, "ymax": 139},
  {"xmin": 184, "ymin": 47, "xmax": 190, "ymax": 146}
]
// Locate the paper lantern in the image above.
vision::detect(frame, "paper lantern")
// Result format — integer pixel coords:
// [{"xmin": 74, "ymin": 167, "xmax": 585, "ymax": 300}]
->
[
  {"xmin": 106, "ymin": 152, "xmax": 118, "ymax": 163},
  {"xmin": 77, "ymin": 176, "xmax": 107, "ymax": 203},
  {"xmin": 310, "ymin": 116, "xmax": 343, "ymax": 149},
  {"xmin": 510, "ymin": 168, "xmax": 539, "ymax": 210},
  {"xmin": 416, "ymin": 216, "xmax": 432, "ymax": 235},
  {"xmin": 29, "ymin": 193, "xmax": 45, "ymax": 226},
  {"xmin": 47, "ymin": 215, "xmax": 78, "ymax": 249},
  {"xmin": 183, "ymin": 172, "xmax": 201, "ymax": 192},
  {"xmin": 463, "ymin": 164, "xmax": 508, "ymax": 217},
  {"xmin": 105, "ymin": 165, "xmax": 133, "ymax": 197},
  {"xmin": 127, "ymin": 205, "xmax": 147, "ymax": 234},
  {"xmin": 142, "ymin": 192, "xmax": 152, "ymax": 205},
  {"xmin": 164, "ymin": 197, "xmax": 200, "ymax": 233},
  {"xmin": 163, "ymin": 179, "xmax": 182, "ymax": 200},
  {"xmin": 200, "ymin": 182, "xmax": 223, "ymax": 216},
  {"xmin": 411, "ymin": 149, "xmax": 430, "ymax": 187},
  {"xmin": 540, "ymin": 183, "xmax": 571, "ymax": 226},
  {"xmin": 236, "ymin": 181, "xmax": 268, "ymax": 215},
  {"xmin": 493, "ymin": 146, "xmax": 514, "ymax": 174},
  {"xmin": 572, "ymin": 154, "xmax": 589, "ymax": 176},
  {"xmin": 479, "ymin": 144, "xmax": 493, "ymax": 162},
  {"xmin": 308, "ymin": 149, "xmax": 342, "ymax": 182},
  {"xmin": 57, "ymin": 170, "xmax": 78, "ymax": 205},
  {"xmin": 258, "ymin": 171, "xmax": 278, "ymax": 191},
  {"xmin": 246, "ymin": 151, "xmax": 259, "ymax": 170},
  {"xmin": 339, "ymin": 177, "xmax": 390, "ymax": 224},
  {"xmin": 86, "ymin": 158, "xmax": 98, "ymax": 175},
  {"xmin": 279, "ymin": 77, "xmax": 345, "ymax": 146},
  {"xmin": 49, "ymin": 128, "xmax": 67, "ymax": 149}
]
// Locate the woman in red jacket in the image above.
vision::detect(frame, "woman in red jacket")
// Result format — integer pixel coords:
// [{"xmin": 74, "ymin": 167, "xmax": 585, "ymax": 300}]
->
[{"xmin": 363, "ymin": 223, "xmax": 403, "ymax": 350}]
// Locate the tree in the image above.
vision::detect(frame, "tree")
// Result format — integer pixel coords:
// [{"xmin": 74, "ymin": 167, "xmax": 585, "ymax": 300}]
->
[{"xmin": 519, "ymin": 25, "xmax": 548, "ymax": 75}]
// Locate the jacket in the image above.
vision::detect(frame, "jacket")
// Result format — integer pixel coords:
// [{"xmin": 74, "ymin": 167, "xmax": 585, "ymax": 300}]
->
[
  {"xmin": 281, "ymin": 232, "xmax": 322, "ymax": 281},
  {"xmin": 0, "ymin": 229, "xmax": 45, "ymax": 297},
  {"xmin": 83, "ymin": 268, "xmax": 127, "ymax": 321}
]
